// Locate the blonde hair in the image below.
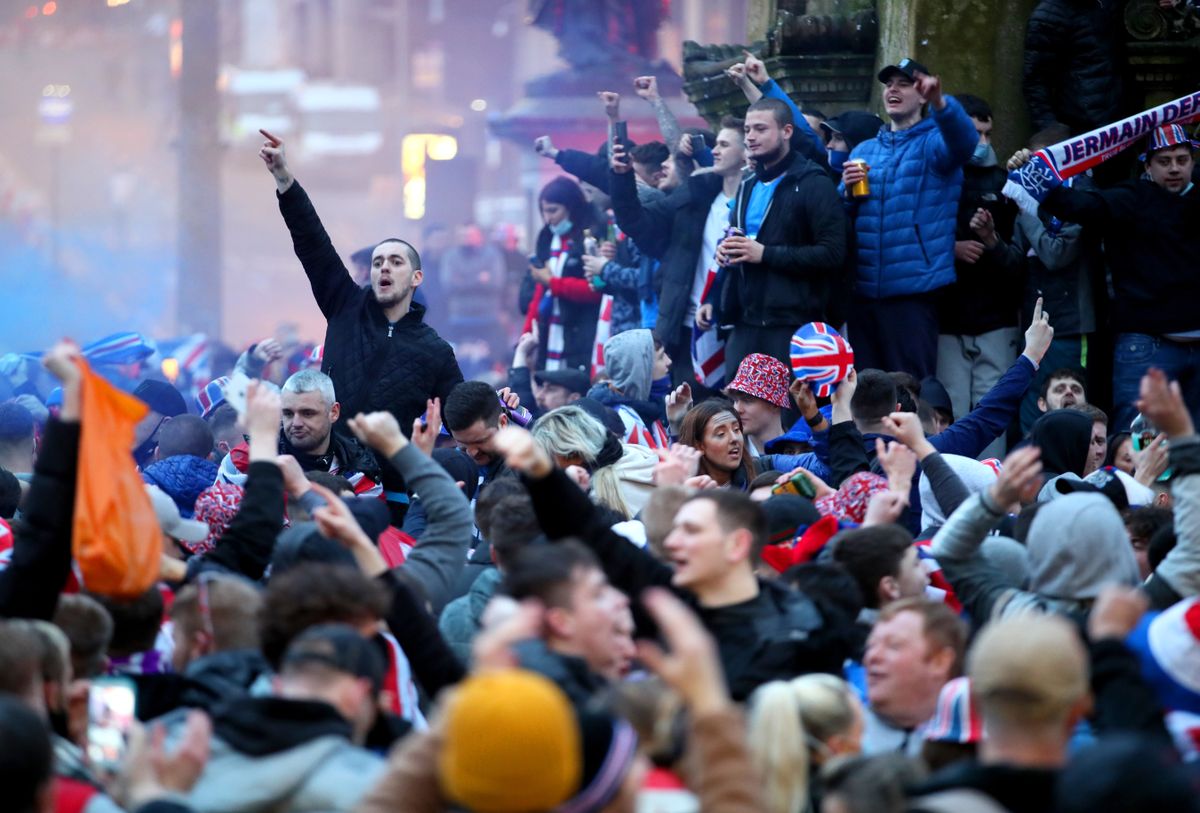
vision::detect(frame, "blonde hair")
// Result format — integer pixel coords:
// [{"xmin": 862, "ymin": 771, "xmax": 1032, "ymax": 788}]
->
[
  {"xmin": 531, "ymin": 405, "xmax": 633, "ymax": 519},
  {"xmin": 748, "ymin": 674, "xmax": 863, "ymax": 813}
]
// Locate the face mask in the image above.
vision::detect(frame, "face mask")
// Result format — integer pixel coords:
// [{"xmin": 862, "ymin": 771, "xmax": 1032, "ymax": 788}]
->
[
  {"xmin": 549, "ymin": 218, "xmax": 573, "ymax": 237},
  {"xmin": 971, "ymin": 142, "xmax": 997, "ymax": 166},
  {"xmin": 827, "ymin": 149, "xmax": 850, "ymax": 172}
]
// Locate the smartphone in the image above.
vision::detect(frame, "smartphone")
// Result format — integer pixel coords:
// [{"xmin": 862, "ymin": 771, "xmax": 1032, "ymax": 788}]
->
[
  {"xmin": 87, "ymin": 676, "xmax": 138, "ymax": 773},
  {"xmin": 689, "ymin": 133, "xmax": 705, "ymax": 154},
  {"xmin": 612, "ymin": 121, "xmax": 630, "ymax": 164},
  {"xmin": 223, "ymin": 370, "xmax": 251, "ymax": 416},
  {"xmin": 772, "ymin": 471, "xmax": 816, "ymax": 499}
]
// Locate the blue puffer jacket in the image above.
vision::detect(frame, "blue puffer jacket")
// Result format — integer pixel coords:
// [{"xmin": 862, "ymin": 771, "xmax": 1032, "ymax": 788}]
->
[
  {"xmin": 143, "ymin": 455, "xmax": 219, "ymax": 517},
  {"xmin": 841, "ymin": 96, "xmax": 979, "ymax": 300}
]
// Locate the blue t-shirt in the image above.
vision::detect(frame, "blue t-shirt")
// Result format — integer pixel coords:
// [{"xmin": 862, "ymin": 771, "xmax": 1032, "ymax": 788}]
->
[{"xmin": 745, "ymin": 175, "xmax": 783, "ymax": 239}]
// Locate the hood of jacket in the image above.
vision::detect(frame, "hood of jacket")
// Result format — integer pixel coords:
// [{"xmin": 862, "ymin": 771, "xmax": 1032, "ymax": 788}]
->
[
  {"xmin": 190, "ymin": 696, "xmax": 383, "ymax": 812},
  {"xmin": 613, "ymin": 442, "xmax": 659, "ymax": 517},
  {"xmin": 211, "ymin": 696, "xmax": 354, "ymax": 757},
  {"xmin": 467, "ymin": 566, "xmax": 502, "ymax": 618},
  {"xmin": 142, "ymin": 455, "xmax": 220, "ymax": 517},
  {"xmin": 180, "ymin": 649, "xmax": 273, "ymax": 711},
  {"xmin": 918, "ymin": 454, "xmax": 999, "ymax": 531},
  {"xmin": 602, "ymin": 329, "xmax": 655, "ymax": 402},
  {"xmin": 1025, "ymin": 492, "xmax": 1140, "ymax": 600},
  {"xmin": 1028, "ymin": 409, "xmax": 1092, "ymax": 479}
]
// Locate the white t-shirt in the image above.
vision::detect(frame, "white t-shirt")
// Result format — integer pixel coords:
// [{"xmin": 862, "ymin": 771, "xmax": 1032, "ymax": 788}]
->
[{"xmin": 685, "ymin": 192, "xmax": 733, "ymax": 326}]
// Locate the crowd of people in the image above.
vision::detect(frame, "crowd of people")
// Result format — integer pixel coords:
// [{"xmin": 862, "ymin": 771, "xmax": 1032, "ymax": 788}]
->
[{"xmin": 1, "ymin": 6, "xmax": 1200, "ymax": 810}]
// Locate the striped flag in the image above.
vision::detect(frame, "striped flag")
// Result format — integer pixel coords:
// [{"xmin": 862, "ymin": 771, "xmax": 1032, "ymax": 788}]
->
[
  {"xmin": 81, "ymin": 332, "xmax": 156, "ymax": 367},
  {"xmin": 789, "ymin": 322, "xmax": 854, "ymax": 398},
  {"xmin": 590, "ymin": 294, "xmax": 614, "ymax": 379},
  {"xmin": 690, "ymin": 266, "xmax": 725, "ymax": 389}
]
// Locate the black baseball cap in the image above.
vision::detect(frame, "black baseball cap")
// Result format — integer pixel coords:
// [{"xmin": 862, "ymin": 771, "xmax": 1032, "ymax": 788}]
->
[
  {"xmin": 281, "ymin": 623, "xmax": 386, "ymax": 693},
  {"xmin": 820, "ymin": 111, "xmax": 886, "ymax": 150},
  {"xmin": 534, "ymin": 368, "xmax": 591, "ymax": 396},
  {"xmin": 878, "ymin": 58, "xmax": 930, "ymax": 83},
  {"xmin": 134, "ymin": 379, "xmax": 188, "ymax": 418}
]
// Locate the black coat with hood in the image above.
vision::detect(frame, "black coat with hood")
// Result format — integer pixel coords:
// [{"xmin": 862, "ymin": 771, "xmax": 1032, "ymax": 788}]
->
[
  {"xmin": 1023, "ymin": 0, "xmax": 1123, "ymax": 133},
  {"xmin": 610, "ymin": 167, "xmax": 728, "ymax": 342},
  {"xmin": 276, "ymin": 182, "xmax": 463, "ymax": 437},
  {"xmin": 722, "ymin": 149, "xmax": 848, "ymax": 329},
  {"xmin": 1028, "ymin": 409, "xmax": 1092, "ymax": 479}
]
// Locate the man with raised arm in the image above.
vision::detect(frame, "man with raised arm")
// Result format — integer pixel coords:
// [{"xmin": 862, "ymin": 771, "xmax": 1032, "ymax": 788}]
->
[{"xmin": 258, "ymin": 130, "xmax": 463, "ymax": 515}]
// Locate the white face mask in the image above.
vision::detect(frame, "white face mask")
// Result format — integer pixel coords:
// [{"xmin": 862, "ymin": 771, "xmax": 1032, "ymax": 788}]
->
[
  {"xmin": 971, "ymin": 142, "xmax": 997, "ymax": 166},
  {"xmin": 549, "ymin": 218, "xmax": 573, "ymax": 237}
]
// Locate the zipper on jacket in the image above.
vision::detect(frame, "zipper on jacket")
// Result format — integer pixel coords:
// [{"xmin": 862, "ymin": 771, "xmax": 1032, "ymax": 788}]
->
[{"xmin": 387, "ymin": 323, "xmax": 395, "ymax": 338}]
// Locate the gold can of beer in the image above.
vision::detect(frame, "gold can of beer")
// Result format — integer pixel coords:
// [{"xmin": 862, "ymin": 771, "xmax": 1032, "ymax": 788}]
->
[{"xmin": 848, "ymin": 159, "xmax": 871, "ymax": 198}]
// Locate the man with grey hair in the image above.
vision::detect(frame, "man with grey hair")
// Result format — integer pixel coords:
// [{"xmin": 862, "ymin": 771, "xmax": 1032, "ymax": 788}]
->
[{"xmin": 280, "ymin": 370, "xmax": 381, "ymax": 496}]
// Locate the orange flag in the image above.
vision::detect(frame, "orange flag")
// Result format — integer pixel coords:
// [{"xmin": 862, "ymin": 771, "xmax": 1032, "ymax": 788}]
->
[{"xmin": 72, "ymin": 358, "xmax": 163, "ymax": 598}]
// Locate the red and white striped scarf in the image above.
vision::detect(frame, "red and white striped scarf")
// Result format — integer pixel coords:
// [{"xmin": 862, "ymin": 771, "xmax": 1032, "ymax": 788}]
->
[{"xmin": 544, "ymin": 234, "xmax": 572, "ymax": 370}]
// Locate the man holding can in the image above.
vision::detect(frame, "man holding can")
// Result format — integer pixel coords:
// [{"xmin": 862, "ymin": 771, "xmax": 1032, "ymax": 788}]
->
[
  {"xmin": 839, "ymin": 59, "xmax": 980, "ymax": 379},
  {"xmin": 715, "ymin": 97, "xmax": 848, "ymax": 377}
]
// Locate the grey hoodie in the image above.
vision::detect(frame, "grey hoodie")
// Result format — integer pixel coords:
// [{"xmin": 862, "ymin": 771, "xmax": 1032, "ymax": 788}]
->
[
  {"xmin": 1025, "ymin": 492, "xmax": 1140, "ymax": 600},
  {"xmin": 602, "ymin": 329, "xmax": 654, "ymax": 402}
]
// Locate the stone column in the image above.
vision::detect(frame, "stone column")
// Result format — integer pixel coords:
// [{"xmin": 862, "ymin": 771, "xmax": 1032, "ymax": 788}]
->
[{"xmin": 746, "ymin": 0, "xmax": 777, "ymax": 42}]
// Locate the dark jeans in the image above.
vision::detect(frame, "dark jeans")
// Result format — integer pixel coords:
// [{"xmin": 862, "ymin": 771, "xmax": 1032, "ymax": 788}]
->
[
  {"xmin": 1112, "ymin": 332, "xmax": 1200, "ymax": 433},
  {"xmin": 847, "ymin": 292, "xmax": 940, "ymax": 378}
]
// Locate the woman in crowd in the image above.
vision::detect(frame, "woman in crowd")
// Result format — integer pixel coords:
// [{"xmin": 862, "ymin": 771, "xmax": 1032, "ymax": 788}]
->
[
  {"xmin": 678, "ymin": 399, "xmax": 757, "ymax": 489},
  {"xmin": 519, "ymin": 176, "xmax": 602, "ymax": 372}
]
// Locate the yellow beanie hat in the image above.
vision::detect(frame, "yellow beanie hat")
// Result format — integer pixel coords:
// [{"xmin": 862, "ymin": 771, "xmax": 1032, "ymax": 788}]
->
[{"xmin": 438, "ymin": 669, "xmax": 582, "ymax": 813}]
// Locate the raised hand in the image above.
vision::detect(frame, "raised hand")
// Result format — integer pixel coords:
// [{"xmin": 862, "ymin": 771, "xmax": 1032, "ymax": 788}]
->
[
  {"xmin": 533, "ymin": 135, "xmax": 558, "ymax": 159},
  {"xmin": 258, "ymin": 129, "xmax": 293, "ymax": 192},
  {"xmin": 252, "ymin": 337, "xmax": 284, "ymax": 365},
  {"xmin": 913, "ymin": 71, "xmax": 945, "ymax": 110},
  {"xmin": 1137, "ymin": 368, "xmax": 1195, "ymax": 438},
  {"xmin": 244, "ymin": 380, "xmax": 282, "ymax": 444},
  {"xmin": 1007, "ymin": 149, "xmax": 1033, "ymax": 172},
  {"xmin": 633, "ymin": 75, "xmax": 660, "ymax": 102},
  {"xmin": 610, "ymin": 141, "xmax": 631, "ymax": 174},
  {"xmin": 831, "ymin": 368, "xmax": 858, "ymax": 424},
  {"xmin": 665, "ymin": 383, "xmax": 693, "ymax": 430},
  {"xmin": 742, "ymin": 50, "xmax": 769, "ymax": 85},
  {"xmin": 990, "ymin": 445, "xmax": 1043, "ymax": 508},
  {"xmin": 841, "ymin": 161, "xmax": 867, "ymax": 196},
  {"xmin": 1022, "ymin": 297, "xmax": 1054, "ymax": 367},
  {"xmin": 695, "ymin": 303, "xmax": 715, "ymax": 331},
  {"xmin": 1088, "ymin": 585, "xmax": 1149, "ymax": 641},
  {"xmin": 494, "ymin": 425, "xmax": 553, "ymax": 478},
  {"xmin": 582, "ymin": 254, "xmax": 607, "ymax": 279},
  {"xmin": 411, "ymin": 398, "xmax": 442, "ymax": 457},
  {"xmin": 1133, "ymin": 433, "xmax": 1169, "ymax": 487},
  {"xmin": 275, "ymin": 454, "xmax": 311, "ymax": 498},
  {"xmin": 775, "ymin": 466, "xmax": 834, "ymax": 499},
  {"xmin": 876, "ymin": 438, "xmax": 918, "ymax": 493},
  {"xmin": 863, "ymin": 490, "xmax": 909, "ymax": 527},
  {"xmin": 881, "ymin": 411, "xmax": 935, "ymax": 458},
  {"xmin": 42, "ymin": 340, "xmax": 83, "ymax": 420},
  {"xmin": 598, "ymin": 91, "xmax": 621, "ymax": 120},
  {"xmin": 119, "ymin": 711, "xmax": 211, "ymax": 811},
  {"xmin": 347, "ymin": 411, "xmax": 407, "ymax": 458},
  {"xmin": 309, "ymin": 482, "xmax": 388, "ymax": 577},
  {"xmin": 654, "ymin": 444, "xmax": 703, "ymax": 487}
]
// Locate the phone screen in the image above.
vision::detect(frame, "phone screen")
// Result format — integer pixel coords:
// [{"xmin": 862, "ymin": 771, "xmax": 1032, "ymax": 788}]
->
[{"xmin": 87, "ymin": 678, "xmax": 137, "ymax": 773}]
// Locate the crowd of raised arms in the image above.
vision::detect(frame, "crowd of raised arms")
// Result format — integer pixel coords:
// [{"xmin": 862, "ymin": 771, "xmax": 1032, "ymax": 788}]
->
[{"xmin": 1, "ymin": 6, "xmax": 1200, "ymax": 811}]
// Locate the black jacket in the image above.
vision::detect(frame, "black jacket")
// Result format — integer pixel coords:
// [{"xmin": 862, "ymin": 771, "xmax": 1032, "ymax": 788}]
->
[
  {"xmin": 278, "ymin": 427, "xmax": 381, "ymax": 484},
  {"xmin": 276, "ymin": 183, "xmax": 463, "ymax": 433},
  {"xmin": 1041, "ymin": 179, "xmax": 1200, "ymax": 335},
  {"xmin": 525, "ymin": 467, "xmax": 851, "ymax": 701},
  {"xmin": 518, "ymin": 224, "xmax": 602, "ymax": 373},
  {"xmin": 937, "ymin": 163, "xmax": 1022, "ymax": 336},
  {"xmin": 725, "ymin": 150, "xmax": 848, "ymax": 328},
  {"xmin": 0, "ymin": 418, "xmax": 77, "ymax": 620},
  {"xmin": 610, "ymin": 167, "xmax": 727, "ymax": 340},
  {"xmin": 1023, "ymin": 0, "xmax": 1123, "ymax": 133},
  {"xmin": 514, "ymin": 639, "xmax": 608, "ymax": 707}
]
